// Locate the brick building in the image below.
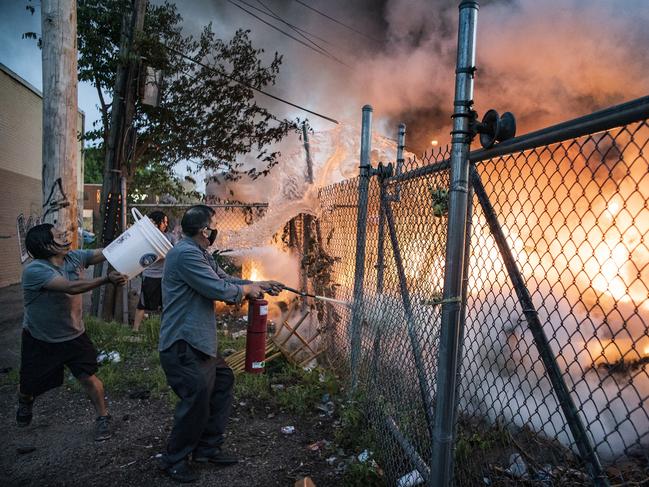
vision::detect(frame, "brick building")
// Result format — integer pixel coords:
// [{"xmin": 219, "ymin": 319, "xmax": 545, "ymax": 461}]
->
[{"xmin": 0, "ymin": 63, "xmax": 84, "ymax": 288}]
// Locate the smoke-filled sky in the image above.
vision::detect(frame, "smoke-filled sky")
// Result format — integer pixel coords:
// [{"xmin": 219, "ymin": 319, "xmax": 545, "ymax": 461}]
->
[{"xmin": 1, "ymin": 0, "xmax": 649, "ymax": 154}]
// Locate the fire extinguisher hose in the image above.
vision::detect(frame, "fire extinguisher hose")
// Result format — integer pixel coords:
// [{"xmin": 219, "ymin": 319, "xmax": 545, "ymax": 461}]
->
[{"xmin": 281, "ymin": 285, "xmax": 351, "ymax": 308}]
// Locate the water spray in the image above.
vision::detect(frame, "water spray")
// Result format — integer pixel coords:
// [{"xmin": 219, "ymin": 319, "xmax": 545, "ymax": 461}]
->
[{"xmin": 281, "ymin": 285, "xmax": 351, "ymax": 308}]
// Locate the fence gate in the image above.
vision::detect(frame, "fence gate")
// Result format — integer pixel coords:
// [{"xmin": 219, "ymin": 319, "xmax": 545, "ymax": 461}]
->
[{"xmin": 315, "ymin": 2, "xmax": 649, "ymax": 485}]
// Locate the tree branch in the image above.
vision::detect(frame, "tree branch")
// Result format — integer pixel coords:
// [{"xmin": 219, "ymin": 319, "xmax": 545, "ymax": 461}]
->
[{"xmin": 94, "ymin": 77, "xmax": 110, "ymax": 144}]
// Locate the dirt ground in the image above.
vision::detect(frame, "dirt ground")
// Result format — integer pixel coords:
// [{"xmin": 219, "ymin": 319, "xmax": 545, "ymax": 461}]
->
[{"xmin": 0, "ymin": 285, "xmax": 346, "ymax": 487}]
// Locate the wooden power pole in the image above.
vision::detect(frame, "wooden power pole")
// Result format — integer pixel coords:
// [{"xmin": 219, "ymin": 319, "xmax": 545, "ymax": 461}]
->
[
  {"xmin": 40, "ymin": 0, "xmax": 79, "ymax": 246},
  {"xmin": 93, "ymin": 0, "xmax": 147, "ymax": 321}
]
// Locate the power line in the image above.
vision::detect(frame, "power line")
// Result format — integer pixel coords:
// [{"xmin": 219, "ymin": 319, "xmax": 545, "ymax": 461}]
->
[
  {"xmin": 161, "ymin": 43, "xmax": 339, "ymax": 124},
  {"xmin": 255, "ymin": 1, "xmax": 340, "ymax": 49},
  {"xmin": 292, "ymin": 0, "xmax": 381, "ymax": 43},
  {"xmin": 253, "ymin": 0, "xmax": 341, "ymax": 62},
  {"xmin": 225, "ymin": 0, "xmax": 349, "ymax": 68}
]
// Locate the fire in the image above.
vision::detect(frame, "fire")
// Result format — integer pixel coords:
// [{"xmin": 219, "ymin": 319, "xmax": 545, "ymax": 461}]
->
[
  {"xmin": 241, "ymin": 259, "xmax": 264, "ymax": 282},
  {"xmin": 249, "ymin": 264, "xmax": 262, "ymax": 282},
  {"xmin": 588, "ymin": 336, "xmax": 649, "ymax": 366}
]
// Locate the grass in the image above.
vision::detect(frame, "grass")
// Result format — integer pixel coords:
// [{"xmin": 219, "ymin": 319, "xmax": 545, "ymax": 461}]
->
[
  {"xmin": 234, "ymin": 357, "xmax": 339, "ymax": 415},
  {"xmin": 82, "ymin": 315, "xmax": 169, "ymax": 397}
]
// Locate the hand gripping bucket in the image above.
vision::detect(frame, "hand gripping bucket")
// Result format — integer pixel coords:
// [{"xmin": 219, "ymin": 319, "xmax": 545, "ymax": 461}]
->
[{"xmin": 102, "ymin": 208, "xmax": 173, "ymax": 278}]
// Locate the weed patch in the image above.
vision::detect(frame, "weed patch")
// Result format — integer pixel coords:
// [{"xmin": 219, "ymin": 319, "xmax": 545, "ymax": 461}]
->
[{"xmin": 82, "ymin": 316, "xmax": 169, "ymax": 397}]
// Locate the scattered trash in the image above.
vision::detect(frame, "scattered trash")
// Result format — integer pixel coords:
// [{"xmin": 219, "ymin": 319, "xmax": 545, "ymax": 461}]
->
[
  {"xmin": 97, "ymin": 351, "xmax": 121, "ymax": 364},
  {"xmin": 533, "ymin": 464, "xmax": 554, "ymax": 485},
  {"xmin": 231, "ymin": 330, "xmax": 247, "ymax": 339},
  {"xmin": 281, "ymin": 425, "xmax": 296, "ymax": 435},
  {"xmin": 239, "ymin": 401, "xmax": 247, "ymax": 407},
  {"xmin": 357, "ymin": 449, "xmax": 372, "ymax": 463},
  {"xmin": 306, "ymin": 440, "xmax": 329, "ymax": 452},
  {"xmin": 316, "ymin": 401, "xmax": 335, "ymax": 416},
  {"xmin": 119, "ymin": 460, "xmax": 137, "ymax": 468},
  {"xmin": 397, "ymin": 469, "xmax": 425, "ymax": 487},
  {"xmin": 270, "ymin": 384, "xmax": 285, "ymax": 391},
  {"xmin": 483, "ymin": 477, "xmax": 491, "ymax": 485},
  {"xmin": 267, "ymin": 413, "xmax": 275, "ymax": 419},
  {"xmin": 506, "ymin": 453, "xmax": 528, "ymax": 478},
  {"xmin": 294, "ymin": 477, "xmax": 316, "ymax": 487},
  {"xmin": 325, "ymin": 456, "xmax": 337, "ymax": 466},
  {"xmin": 16, "ymin": 446, "xmax": 36, "ymax": 455},
  {"xmin": 222, "ymin": 348, "xmax": 237, "ymax": 357},
  {"xmin": 129, "ymin": 389, "xmax": 151, "ymax": 400},
  {"xmin": 302, "ymin": 360, "xmax": 317, "ymax": 372}
]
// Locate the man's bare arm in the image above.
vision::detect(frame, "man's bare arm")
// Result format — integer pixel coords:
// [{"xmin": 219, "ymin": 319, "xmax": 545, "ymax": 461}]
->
[
  {"xmin": 43, "ymin": 272, "xmax": 127, "ymax": 295},
  {"xmin": 86, "ymin": 249, "xmax": 106, "ymax": 266}
]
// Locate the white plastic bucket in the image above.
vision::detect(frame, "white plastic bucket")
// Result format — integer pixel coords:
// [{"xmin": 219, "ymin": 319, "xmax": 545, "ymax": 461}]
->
[{"xmin": 102, "ymin": 208, "xmax": 173, "ymax": 278}]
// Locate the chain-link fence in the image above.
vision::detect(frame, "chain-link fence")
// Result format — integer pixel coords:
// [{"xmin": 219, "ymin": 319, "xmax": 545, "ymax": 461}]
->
[
  {"xmin": 313, "ymin": 102, "xmax": 649, "ymax": 485},
  {"xmin": 130, "ymin": 202, "xmax": 268, "ymax": 246}
]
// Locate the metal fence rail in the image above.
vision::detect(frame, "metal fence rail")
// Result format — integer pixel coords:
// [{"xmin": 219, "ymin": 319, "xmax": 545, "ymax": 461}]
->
[{"xmin": 314, "ymin": 102, "xmax": 649, "ymax": 484}]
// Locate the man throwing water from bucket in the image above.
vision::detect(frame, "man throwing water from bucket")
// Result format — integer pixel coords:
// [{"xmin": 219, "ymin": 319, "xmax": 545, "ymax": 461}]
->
[
  {"xmin": 157, "ymin": 204, "xmax": 283, "ymax": 483},
  {"xmin": 18, "ymin": 223, "xmax": 128, "ymax": 441}
]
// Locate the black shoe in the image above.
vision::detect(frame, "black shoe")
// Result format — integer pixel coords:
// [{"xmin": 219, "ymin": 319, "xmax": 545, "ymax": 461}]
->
[
  {"xmin": 162, "ymin": 460, "xmax": 199, "ymax": 483},
  {"xmin": 16, "ymin": 397, "xmax": 34, "ymax": 427},
  {"xmin": 192, "ymin": 447, "xmax": 239, "ymax": 466},
  {"xmin": 94, "ymin": 415, "xmax": 112, "ymax": 441}
]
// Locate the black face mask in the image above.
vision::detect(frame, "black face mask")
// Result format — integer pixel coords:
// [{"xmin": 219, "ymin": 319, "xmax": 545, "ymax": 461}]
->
[{"xmin": 206, "ymin": 228, "xmax": 218, "ymax": 245}]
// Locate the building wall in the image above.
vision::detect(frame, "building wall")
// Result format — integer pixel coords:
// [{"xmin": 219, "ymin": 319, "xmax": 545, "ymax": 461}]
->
[
  {"xmin": 0, "ymin": 64, "xmax": 84, "ymax": 288},
  {"xmin": 83, "ymin": 183, "xmax": 102, "ymax": 233}
]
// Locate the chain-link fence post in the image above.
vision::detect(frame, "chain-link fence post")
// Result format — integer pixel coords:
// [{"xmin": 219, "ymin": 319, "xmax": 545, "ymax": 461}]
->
[
  {"xmin": 301, "ymin": 122, "xmax": 315, "ymax": 312},
  {"xmin": 350, "ymin": 105, "xmax": 373, "ymax": 391},
  {"xmin": 376, "ymin": 123, "xmax": 406, "ymax": 295},
  {"xmin": 430, "ymin": 2, "xmax": 479, "ymax": 485}
]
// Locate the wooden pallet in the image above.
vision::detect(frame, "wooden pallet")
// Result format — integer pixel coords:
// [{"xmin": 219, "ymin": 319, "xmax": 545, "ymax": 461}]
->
[
  {"xmin": 225, "ymin": 311, "xmax": 326, "ymax": 373},
  {"xmin": 271, "ymin": 312, "xmax": 326, "ymax": 367}
]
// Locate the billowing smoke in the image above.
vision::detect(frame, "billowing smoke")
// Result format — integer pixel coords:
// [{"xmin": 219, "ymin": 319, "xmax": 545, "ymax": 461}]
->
[{"xmin": 171, "ymin": 0, "xmax": 649, "ymax": 152}]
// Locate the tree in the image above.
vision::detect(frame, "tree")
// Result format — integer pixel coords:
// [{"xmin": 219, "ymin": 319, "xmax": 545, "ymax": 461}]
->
[
  {"xmin": 83, "ymin": 146, "xmax": 103, "ymax": 184},
  {"xmin": 77, "ymin": 0, "xmax": 296, "ymax": 185},
  {"xmin": 83, "ymin": 145, "xmax": 190, "ymax": 203}
]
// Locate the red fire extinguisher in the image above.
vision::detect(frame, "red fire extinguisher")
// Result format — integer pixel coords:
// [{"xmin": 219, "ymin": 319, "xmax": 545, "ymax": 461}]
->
[{"xmin": 245, "ymin": 298, "xmax": 268, "ymax": 373}]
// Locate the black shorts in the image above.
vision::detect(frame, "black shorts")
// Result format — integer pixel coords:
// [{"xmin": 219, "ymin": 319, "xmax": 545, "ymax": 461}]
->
[
  {"xmin": 137, "ymin": 276, "xmax": 162, "ymax": 311},
  {"xmin": 19, "ymin": 329, "xmax": 99, "ymax": 397}
]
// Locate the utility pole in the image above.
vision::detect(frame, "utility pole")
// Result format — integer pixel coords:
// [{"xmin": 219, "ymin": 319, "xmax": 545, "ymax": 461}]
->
[
  {"xmin": 93, "ymin": 0, "xmax": 147, "ymax": 321},
  {"xmin": 41, "ymin": 0, "xmax": 79, "ymax": 246},
  {"xmin": 301, "ymin": 122, "xmax": 315, "ymax": 312}
]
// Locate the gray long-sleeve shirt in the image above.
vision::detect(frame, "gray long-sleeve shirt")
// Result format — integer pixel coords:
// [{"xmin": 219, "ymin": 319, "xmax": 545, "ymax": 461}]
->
[{"xmin": 159, "ymin": 237, "xmax": 251, "ymax": 357}]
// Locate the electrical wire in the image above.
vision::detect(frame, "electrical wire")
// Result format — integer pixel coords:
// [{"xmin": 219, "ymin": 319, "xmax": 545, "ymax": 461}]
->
[
  {"xmin": 253, "ymin": 0, "xmax": 349, "ymax": 67},
  {"xmin": 161, "ymin": 43, "xmax": 339, "ymax": 124},
  {"xmin": 291, "ymin": 0, "xmax": 382, "ymax": 43},
  {"xmin": 225, "ymin": 0, "xmax": 349, "ymax": 67}
]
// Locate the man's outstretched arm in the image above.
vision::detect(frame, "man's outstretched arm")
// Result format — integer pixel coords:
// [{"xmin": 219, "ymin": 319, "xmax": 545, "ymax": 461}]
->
[{"xmin": 43, "ymin": 272, "xmax": 127, "ymax": 295}]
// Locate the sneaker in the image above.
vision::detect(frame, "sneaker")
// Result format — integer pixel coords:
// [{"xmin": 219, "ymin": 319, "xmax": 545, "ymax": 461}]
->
[
  {"xmin": 162, "ymin": 460, "xmax": 199, "ymax": 483},
  {"xmin": 192, "ymin": 447, "xmax": 238, "ymax": 466},
  {"xmin": 94, "ymin": 415, "xmax": 112, "ymax": 441},
  {"xmin": 16, "ymin": 396, "xmax": 34, "ymax": 427}
]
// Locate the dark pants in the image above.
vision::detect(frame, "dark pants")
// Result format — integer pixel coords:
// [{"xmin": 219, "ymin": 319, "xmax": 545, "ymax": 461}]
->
[
  {"xmin": 20, "ymin": 329, "xmax": 99, "ymax": 397},
  {"xmin": 159, "ymin": 340, "xmax": 234, "ymax": 467}
]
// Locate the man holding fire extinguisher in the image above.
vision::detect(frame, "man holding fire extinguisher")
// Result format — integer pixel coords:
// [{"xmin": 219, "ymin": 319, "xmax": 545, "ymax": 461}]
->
[{"xmin": 157, "ymin": 204, "xmax": 283, "ymax": 483}]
